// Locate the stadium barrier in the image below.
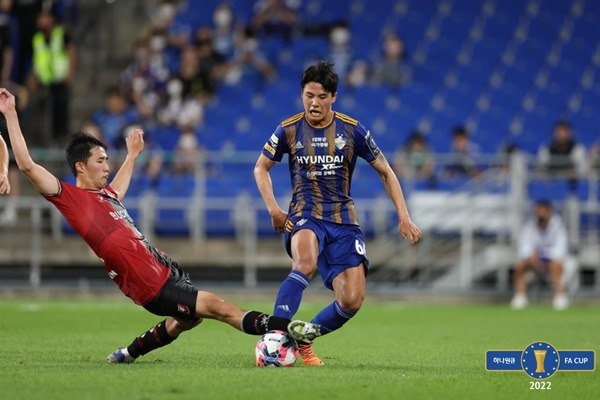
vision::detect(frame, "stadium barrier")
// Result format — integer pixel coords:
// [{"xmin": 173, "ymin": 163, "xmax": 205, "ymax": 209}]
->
[{"xmin": 1, "ymin": 151, "xmax": 599, "ymax": 292}]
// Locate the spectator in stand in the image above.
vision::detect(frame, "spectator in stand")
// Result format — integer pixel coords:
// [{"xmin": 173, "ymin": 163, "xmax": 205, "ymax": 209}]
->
[
  {"xmin": 11, "ymin": 0, "xmax": 43, "ymax": 84},
  {"xmin": 156, "ymin": 46, "xmax": 204, "ymax": 129},
  {"xmin": 252, "ymin": 0, "xmax": 298, "ymax": 40},
  {"xmin": 0, "ymin": 0, "xmax": 28, "ymax": 107},
  {"xmin": 0, "ymin": 0, "xmax": 26, "ymax": 225},
  {"xmin": 346, "ymin": 60, "xmax": 369, "ymax": 88},
  {"xmin": 93, "ymin": 87, "xmax": 139, "ymax": 148},
  {"xmin": 143, "ymin": 0, "xmax": 193, "ymax": 73},
  {"xmin": 497, "ymin": 142, "xmax": 522, "ymax": 176},
  {"xmin": 195, "ymin": 27, "xmax": 226, "ymax": 96},
  {"xmin": 172, "ymin": 125, "xmax": 202, "ymax": 175},
  {"xmin": 0, "ymin": 0, "xmax": 14, "ymax": 85},
  {"xmin": 393, "ymin": 131, "xmax": 436, "ymax": 185},
  {"xmin": 211, "ymin": 3, "xmax": 238, "ymax": 60},
  {"xmin": 445, "ymin": 125, "xmax": 481, "ymax": 179},
  {"xmin": 174, "ymin": 45, "xmax": 203, "ymax": 98},
  {"xmin": 373, "ymin": 32, "xmax": 410, "ymax": 87},
  {"xmin": 328, "ymin": 22, "xmax": 353, "ymax": 80},
  {"xmin": 510, "ymin": 200, "xmax": 571, "ymax": 310},
  {"xmin": 120, "ymin": 37, "xmax": 170, "ymax": 121},
  {"xmin": 537, "ymin": 120, "xmax": 587, "ymax": 180},
  {"xmin": 28, "ymin": 10, "xmax": 76, "ymax": 144},
  {"xmin": 223, "ymin": 26, "xmax": 276, "ymax": 87}
]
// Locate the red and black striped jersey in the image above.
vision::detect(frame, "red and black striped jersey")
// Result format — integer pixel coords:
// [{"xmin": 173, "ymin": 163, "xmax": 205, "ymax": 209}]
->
[{"xmin": 44, "ymin": 181, "xmax": 171, "ymax": 305}]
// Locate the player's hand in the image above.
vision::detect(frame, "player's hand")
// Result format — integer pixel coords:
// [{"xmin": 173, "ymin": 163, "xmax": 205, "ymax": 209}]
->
[
  {"xmin": 0, "ymin": 88, "xmax": 16, "ymax": 115},
  {"xmin": 0, "ymin": 171, "xmax": 10, "ymax": 194},
  {"xmin": 126, "ymin": 128, "xmax": 144, "ymax": 157},
  {"xmin": 271, "ymin": 208, "xmax": 288, "ymax": 234},
  {"xmin": 398, "ymin": 217, "xmax": 422, "ymax": 244}
]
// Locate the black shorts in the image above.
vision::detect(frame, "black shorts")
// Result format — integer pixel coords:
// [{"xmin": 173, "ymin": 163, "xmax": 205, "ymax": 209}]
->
[{"xmin": 143, "ymin": 262, "xmax": 200, "ymax": 327}]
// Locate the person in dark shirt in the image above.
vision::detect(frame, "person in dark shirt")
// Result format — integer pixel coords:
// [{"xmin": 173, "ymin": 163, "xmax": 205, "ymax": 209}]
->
[{"xmin": 537, "ymin": 120, "xmax": 586, "ymax": 179}]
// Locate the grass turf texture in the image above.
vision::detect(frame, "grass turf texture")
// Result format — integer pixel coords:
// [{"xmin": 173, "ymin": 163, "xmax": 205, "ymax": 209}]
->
[{"xmin": 0, "ymin": 298, "xmax": 597, "ymax": 400}]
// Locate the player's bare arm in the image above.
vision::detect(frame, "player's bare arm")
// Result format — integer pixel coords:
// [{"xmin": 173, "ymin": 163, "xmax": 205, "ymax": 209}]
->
[
  {"xmin": 371, "ymin": 152, "xmax": 422, "ymax": 244},
  {"xmin": 254, "ymin": 153, "xmax": 287, "ymax": 233},
  {"xmin": 0, "ymin": 135, "xmax": 10, "ymax": 194},
  {"xmin": 110, "ymin": 129, "xmax": 144, "ymax": 201},
  {"xmin": 0, "ymin": 88, "xmax": 59, "ymax": 195}
]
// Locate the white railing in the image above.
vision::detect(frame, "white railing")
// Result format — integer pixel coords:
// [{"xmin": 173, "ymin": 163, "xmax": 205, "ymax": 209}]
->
[{"xmin": 1, "ymin": 151, "xmax": 600, "ymax": 291}]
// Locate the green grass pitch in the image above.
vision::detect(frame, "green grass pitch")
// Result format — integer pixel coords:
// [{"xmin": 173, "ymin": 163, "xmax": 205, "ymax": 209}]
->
[{"xmin": 0, "ymin": 297, "xmax": 597, "ymax": 399}]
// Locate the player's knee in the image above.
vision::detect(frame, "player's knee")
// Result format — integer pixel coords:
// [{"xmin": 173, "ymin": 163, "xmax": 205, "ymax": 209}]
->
[
  {"xmin": 292, "ymin": 260, "xmax": 317, "ymax": 279},
  {"xmin": 514, "ymin": 261, "xmax": 527, "ymax": 273},
  {"xmin": 548, "ymin": 260, "xmax": 563, "ymax": 271},
  {"xmin": 339, "ymin": 292, "xmax": 364, "ymax": 313}
]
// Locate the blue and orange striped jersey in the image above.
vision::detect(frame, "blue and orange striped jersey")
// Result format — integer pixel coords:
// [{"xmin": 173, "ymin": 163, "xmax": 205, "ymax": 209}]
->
[{"xmin": 262, "ymin": 111, "xmax": 382, "ymax": 225}]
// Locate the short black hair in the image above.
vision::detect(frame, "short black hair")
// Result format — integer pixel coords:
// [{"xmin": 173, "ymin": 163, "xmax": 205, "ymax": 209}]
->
[
  {"xmin": 535, "ymin": 199, "xmax": 552, "ymax": 209},
  {"xmin": 452, "ymin": 125, "xmax": 468, "ymax": 137},
  {"xmin": 104, "ymin": 85, "xmax": 122, "ymax": 98},
  {"xmin": 554, "ymin": 119, "xmax": 571, "ymax": 130},
  {"xmin": 65, "ymin": 132, "xmax": 107, "ymax": 176},
  {"xmin": 301, "ymin": 60, "xmax": 338, "ymax": 94}
]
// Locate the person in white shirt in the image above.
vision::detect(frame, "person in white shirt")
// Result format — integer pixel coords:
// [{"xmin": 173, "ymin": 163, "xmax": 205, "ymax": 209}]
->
[{"xmin": 510, "ymin": 200, "xmax": 570, "ymax": 310}]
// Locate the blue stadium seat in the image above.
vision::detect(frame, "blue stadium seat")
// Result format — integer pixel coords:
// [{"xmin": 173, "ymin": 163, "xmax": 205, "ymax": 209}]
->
[
  {"xmin": 147, "ymin": 124, "xmax": 181, "ymax": 152},
  {"xmin": 121, "ymin": 175, "xmax": 153, "ymax": 223},
  {"xmin": 154, "ymin": 174, "xmax": 196, "ymax": 236},
  {"xmin": 527, "ymin": 179, "xmax": 572, "ymax": 203}
]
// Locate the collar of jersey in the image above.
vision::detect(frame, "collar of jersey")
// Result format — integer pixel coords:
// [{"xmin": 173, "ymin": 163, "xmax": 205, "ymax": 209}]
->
[{"xmin": 304, "ymin": 111, "xmax": 335, "ymax": 130}]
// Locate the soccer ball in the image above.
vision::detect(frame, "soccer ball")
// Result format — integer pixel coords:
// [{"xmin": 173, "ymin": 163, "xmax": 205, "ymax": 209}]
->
[{"xmin": 255, "ymin": 330, "xmax": 299, "ymax": 367}]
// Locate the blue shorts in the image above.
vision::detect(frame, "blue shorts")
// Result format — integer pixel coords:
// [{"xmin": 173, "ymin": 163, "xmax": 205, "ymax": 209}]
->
[{"xmin": 284, "ymin": 215, "xmax": 369, "ymax": 290}]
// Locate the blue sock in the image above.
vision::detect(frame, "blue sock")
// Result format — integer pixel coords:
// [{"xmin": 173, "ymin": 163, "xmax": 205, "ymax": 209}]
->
[
  {"xmin": 273, "ymin": 270, "xmax": 310, "ymax": 319},
  {"xmin": 311, "ymin": 301, "xmax": 356, "ymax": 336}
]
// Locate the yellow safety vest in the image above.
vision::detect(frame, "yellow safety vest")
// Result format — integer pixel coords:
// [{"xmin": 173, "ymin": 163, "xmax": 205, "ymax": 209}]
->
[{"xmin": 32, "ymin": 26, "xmax": 69, "ymax": 85}]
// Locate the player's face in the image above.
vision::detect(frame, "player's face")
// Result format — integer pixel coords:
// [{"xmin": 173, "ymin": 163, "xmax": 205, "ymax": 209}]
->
[
  {"xmin": 535, "ymin": 204, "xmax": 552, "ymax": 229},
  {"xmin": 79, "ymin": 146, "xmax": 110, "ymax": 189},
  {"xmin": 302, "ymin": 82, "xmax": 337, "ymax": 128}
]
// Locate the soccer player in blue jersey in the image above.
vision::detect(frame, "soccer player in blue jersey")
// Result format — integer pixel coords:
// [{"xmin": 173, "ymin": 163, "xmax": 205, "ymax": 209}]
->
[{"xmin": 254, "ymin": 60, "xmax": 422, "ymax": 365}]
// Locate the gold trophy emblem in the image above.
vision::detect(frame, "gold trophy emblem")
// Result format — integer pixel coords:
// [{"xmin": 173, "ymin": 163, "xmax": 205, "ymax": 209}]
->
[{"xmin": 534, "ymin": 350, "xmax": 547, "ymax": 373}]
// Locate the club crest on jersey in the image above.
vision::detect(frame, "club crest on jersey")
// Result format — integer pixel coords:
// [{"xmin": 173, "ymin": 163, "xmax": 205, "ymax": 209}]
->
[
  {"xmin": 177, "ymin": 303, "xmax": 190, "ymax": 315},
  {"xmin": 335, "ymin": 135, "xmax": 346, "ymax": 150}
]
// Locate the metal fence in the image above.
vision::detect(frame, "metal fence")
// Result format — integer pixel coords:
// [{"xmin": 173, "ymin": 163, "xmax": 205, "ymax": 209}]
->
[{"xmin": 1, "ymin": 150, "xmax": 599, "ymax": 294}]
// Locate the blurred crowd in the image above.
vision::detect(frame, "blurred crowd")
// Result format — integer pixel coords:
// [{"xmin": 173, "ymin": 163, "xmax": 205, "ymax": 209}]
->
[
  {"xmin": 0, "ymin": 0, "xmax": 78, "ymax": 224},
  {"xmin": 80, "ymin": 0, "xmax": 414, "ymax": 181},
  {"xmin": 85, "ymin": 0, "xmax": 598, "ymax": 186},
  {"xmin": 2, "ymin": 0, "xmax": 600, "ymax": 225}
]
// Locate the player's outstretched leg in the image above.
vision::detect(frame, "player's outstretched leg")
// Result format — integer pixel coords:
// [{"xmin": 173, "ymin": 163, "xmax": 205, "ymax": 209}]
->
[
  {"xmin": 107, "ymin": 291, "xmax": 321, "ymax": 364},
  {"xmin": 107, "ymin": 317, "xmax": 195, "ymax": 364},
  {"xmin": 106, "ymin": 348, "xmax": 135, "ymax": 364},
  {"xmin": 196, "ymin": 290, "xmax": 321, "ymax": 338}
]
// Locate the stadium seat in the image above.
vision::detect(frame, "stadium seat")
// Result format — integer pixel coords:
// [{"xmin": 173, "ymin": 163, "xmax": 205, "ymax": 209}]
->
[
  {"xmin": 527, "ymin": 179, "xmax": 572, "ymax": 203},
  {"xmin": 154, "ymin": 174, "xmax": 196, "ymax": 236}
]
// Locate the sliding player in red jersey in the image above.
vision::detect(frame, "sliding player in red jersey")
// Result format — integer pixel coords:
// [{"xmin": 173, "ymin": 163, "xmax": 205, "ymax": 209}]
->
[
  {"xmin": 254, "ymin": 61, "xmax": 422, "ymax": 365},
  {"xmin": 0, "ymin": 88, "xmax": 319, "ymax": 363}
]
